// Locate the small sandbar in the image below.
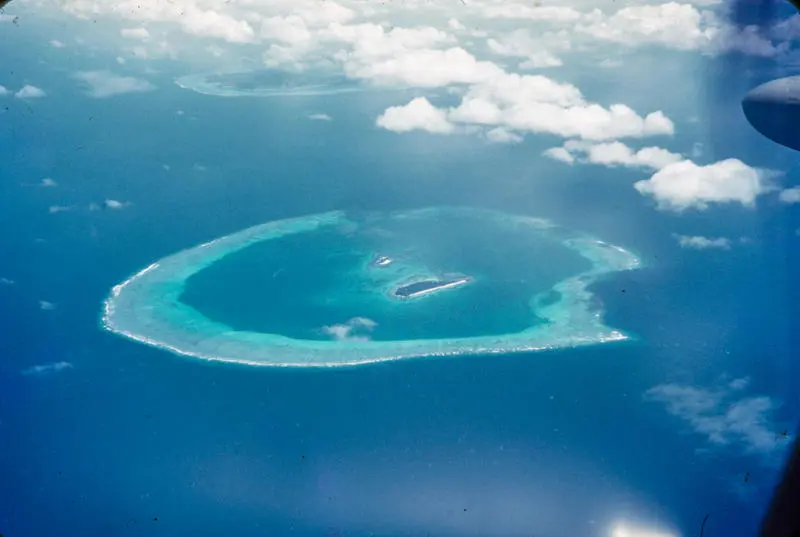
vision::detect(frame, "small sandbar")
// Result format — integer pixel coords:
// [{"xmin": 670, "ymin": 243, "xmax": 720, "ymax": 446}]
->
[{"xmin": 393, "ymin": 276, "xmax": 472, "ymax": 299}]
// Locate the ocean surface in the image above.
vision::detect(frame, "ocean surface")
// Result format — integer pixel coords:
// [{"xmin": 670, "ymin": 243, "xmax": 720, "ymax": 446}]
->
[{"xmin": 1, "ymin": 15, "xmax": 800, "ymax": 537}]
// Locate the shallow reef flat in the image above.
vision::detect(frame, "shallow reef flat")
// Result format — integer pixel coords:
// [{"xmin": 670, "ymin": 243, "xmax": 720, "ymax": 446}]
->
[{"xmin": 102, "ymin": 207, "xmax": 641, "ymax": 367}]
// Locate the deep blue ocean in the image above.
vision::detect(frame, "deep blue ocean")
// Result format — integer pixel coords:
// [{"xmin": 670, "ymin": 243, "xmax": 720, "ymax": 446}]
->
[{"xmin": 1, "ymin": 15, "xmax": 800, "ymax": 537}]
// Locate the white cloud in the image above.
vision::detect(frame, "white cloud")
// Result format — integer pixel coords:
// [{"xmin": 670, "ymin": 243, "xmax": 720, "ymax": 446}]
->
[
  {"xmin": 447, "ymin": 18, "xmax": 465, "ymax": 31},
  {"xmin": 645, "ymin": 379, "xmax": 785, "ymax": 456},
  {"xmin": 583, "ymin": 142, "xmax": 682, "ymax": 169},
  {"xmin": 556, "ymin": 140, "xmax": 683, "ymax": 170},
  {"xmin": 322, "ymin": 317, "xmax": 377, "ymax": 342},
  {"xmin": 308, "ymin": 113, "xmax": 332, "ymax": 121},
  {"xmin": 263, "ymin": 22, "xmax": 457, "ymax": 73},
  {"xmin": 260, "ymin": 15, "xmax": 313, "ymax": 44},
  {"xmin": 49, "ymin": 205, "xmax": 72, "ymax": 214},
  {"xmin": 62, "ymin": 0, "xmax": 256, "ymax": 43},
  {"xmin": 0, "ymin": 277, "xmax": 14, "ymax": 285},
  {"xmin": 486, "ymin": 29, "xmax": 568, "ymax": 68},
  {"xmin": 22, "ymin": 361, "xmax": 73, "ymax": 376},
  {"xmin": 0, "ymin": 85, "xmax": 7, "ymax": 96},
  {"xmin": 50, "ymin": 39, "xmax": 66, "ymax": 48},
  {"xmin": 444, "ymin": 72, "xmax": 674, "ymax": 141},
  {"xmin": 181, "ymin": 9, "xmax": 256, "ymax": 43},
  {"xmin": 376, "ymin": 97, "xmax": 455, "ymax": 134},
  {"xmin": 376, "ymin": 69, "xmax": 675, "ymax": 143},
  {"xmin": 491, "ymin": 104, "xmax": 674, "ymax": 141},
  {"xmin": 327, "ymin": 22, "xmax": 454, "ymax": 56},
  {"xmin": 39, "ymin": 300, "xmax": 57, "ymax": 310},
  {"xmin": 779, "ymin": 187, "xmax": 800, "ymax": 204},
  {"xmin": 15, "ymin": 85, "xmax": 45, "ymax": 99},
  {"xmin": 634, "ymin": 159, "xmax": 772, "ymax": 211},
  {"xmin": 40, "ymin": 178, "xmax": 57, "ymax": 187},
  {"xmin": 481, "ymin": 4, "xmax": 583, "ymax": 22},
  {"xmin": 51, "ymin": 0, "xmax": 775, "ymax": 66},
  {"xmin": 73, "ymin": 71, "xmax": 155, "ymax": 98},
  {"xmin": 485, "ymin": 127, "xmax": 523, "ymax": 144},
  {"xmin": 345, "ymin": 46, "xmax": 501, "ymax": 88},
  {"xmin": 674, "ymin": 234, "xmax": 732, "ymax": 249},
  {"xmin": 121, "ymin": 27, "xmax": 150, "ymax": 40},
  {"xmin": 104, "ymin": 199, "xmax": 129, "ymax": 209},
  {"xmin": 576, "ymin": 3, "xmax": 717, "ymax": 50},
  {"xmin": 543, "ymin": 146, "xmax": 575, "ymax": 164}
]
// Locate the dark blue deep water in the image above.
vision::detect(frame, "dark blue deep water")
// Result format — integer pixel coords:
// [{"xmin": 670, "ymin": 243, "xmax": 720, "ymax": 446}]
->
[{"xmin": 1, "ymin": 15, "xmax": 799, "ymax": 537}]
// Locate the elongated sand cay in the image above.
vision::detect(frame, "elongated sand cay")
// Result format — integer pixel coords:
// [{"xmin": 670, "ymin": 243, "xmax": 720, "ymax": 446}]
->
[{"xmin": 102, "ymin": 207, "xmax": 641, "ymax": 367}]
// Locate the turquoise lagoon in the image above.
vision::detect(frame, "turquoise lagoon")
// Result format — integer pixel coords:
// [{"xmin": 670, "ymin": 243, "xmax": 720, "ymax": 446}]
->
[{"xmin": 102, "ymin": 207, "xmax": 641, "ymax": 366}]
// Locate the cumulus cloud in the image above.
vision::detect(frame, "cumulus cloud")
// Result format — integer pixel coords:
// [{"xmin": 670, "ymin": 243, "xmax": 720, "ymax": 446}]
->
[
  {"xmin": 779, "ymin": 187, "xmax": 800, "ymax": 204},
  {"xmin": 345, "ymin": 46, "xmax": 501, "ymax": 88},
  {"xmin": 15, "ymin": 85, "xmax": 46, "ymax": 99},
  {"xmin": 50, "ymin": 39, "xmax": 66, "ymax": 48},
  {"xmin": 443, "ymin": 72, "xmax": 674, "ymax": 141},
  {"xmin": 0, "ymin": 277, "xmax": 14, "ymax": 285},
  {"xmin": 481, "ymin": 4, "xmax": 583, "ymax": 22},
  {"xmin": 376, "ymin": 71, "xmax": 674, "ymax": 143},
  {"xmin": 39, "ymin": 300, "xmax": 57, "ymax": 310},
  {"xmin": 634, "ymin": 159, "xmax": 773, "ymax": 211},
  {"xmin": 40, "ymin": 178, "xmax": 57, "ymax": 187},
  {"xmin": 645, "ymin": 379, "xmax": 785, "ymax": 456},
  {"xmin": 549, "ymin": 141, "xmax": 683, "ymax": 170},
  {"xmin": 486, "ymin": 29, "xmax": 568, "ymax": 68},
  {"xmin": 576, "ymin": 3, "xmax": 718, "ymax": 50},
  {"xmin": 51, "ymin": 0, "xmax": 782, "ymax": 67},
  {"xmin": 447, "ymin": 18, "xmax": 466, "ymax": 31},
  {"xmin": 327, "ymin": 23, "xmax": 454, "ymax": 59},
  {"xmin": 322, "ymin": 317, "xmax": 377, "ymax": 342},
  {"xmin": 674, "ymin": 234, "xmax": 732, "ymax": 249},
  {"xmin": 73, "ymin": 71, "xmax": 155, "ymax": 98},
  {"xmin": 22, "ymin": 361, "xmax": 73, "ymax": 376},
  {"xmin": 48, "ymin": 205, "xmax": 72, "ymax": 214},
  {"xmin": 543, "ymin": 146, "xmax": 575, "ymax": 164},
  {"xmin": 0, "ymin": 85, "xmax": 7, "ymax": 97},
  {"xmin": 581, "ymin": 142, "xmax": 682, "ymax": 169},
  {"xmin": 376, "ymin": 97, "xmax": 454, "ymax": 134},
  {"xmin": 262, "ymin": 20, "xmax": 454, "ymax": 71}
]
